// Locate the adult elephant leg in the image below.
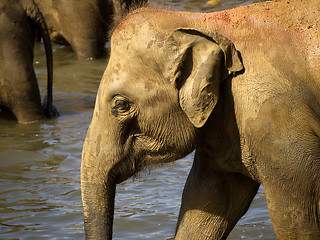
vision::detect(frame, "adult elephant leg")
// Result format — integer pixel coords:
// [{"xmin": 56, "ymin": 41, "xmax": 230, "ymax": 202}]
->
[
  {"xmin": 55, "ymin": 0, "xmax": 111, "ymax": 60},
  {"xmin": 11, "ymin": 71, "xmax": 45, "ymax": 124},
  {"xmin": 263, "ymin": 181, "xmax": 320, "ymax": 239},
  {"xmin": 0, "ymin": 0, "xmax": 48, "ymax": 124},
  {"xmin": 255, "ymin": 133, "xmax": 320, "ymax": 239},
  {"xmin": 176, "ymin": 152, "xmax": 259, "ymax": 239}
]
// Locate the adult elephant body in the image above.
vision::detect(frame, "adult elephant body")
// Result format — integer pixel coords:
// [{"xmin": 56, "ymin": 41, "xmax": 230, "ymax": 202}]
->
[
  {"xmin": 0, "ymin": 0, "xmax": 53, "ymax": 124},
  {"xmin": 81, "ymin": 0, "xmax": 320, "ymax": 239},
  {"xmin": 34, "ymin": 0, "xmax": 146, "ymax": 60}
]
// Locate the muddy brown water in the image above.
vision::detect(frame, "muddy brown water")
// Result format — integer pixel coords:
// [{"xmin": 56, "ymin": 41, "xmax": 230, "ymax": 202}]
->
[{"xmin": 0, "ymin": 0, "xmax": 277, "ymax": 239}]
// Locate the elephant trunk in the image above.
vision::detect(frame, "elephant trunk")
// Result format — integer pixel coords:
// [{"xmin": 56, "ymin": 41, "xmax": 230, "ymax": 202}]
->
[
  {"xmin": 81, "ymin": 179, "xmax": 115, "ymax": 239},
  {"xmin": 24, "ymin": 0, "xmax": 54, "ymax": 117},
  {"xmin": 81, "ymin": 119, "xmax": 121, "ymax": 239}
]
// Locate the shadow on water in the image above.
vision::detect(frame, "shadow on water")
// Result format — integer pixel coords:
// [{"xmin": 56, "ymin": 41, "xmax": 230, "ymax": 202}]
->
[{"xmin": 0, "ymin": 0, "xmax": 276, "ymax": 239}]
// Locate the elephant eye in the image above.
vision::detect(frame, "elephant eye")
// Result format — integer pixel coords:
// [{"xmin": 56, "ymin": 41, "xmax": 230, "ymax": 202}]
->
[
  {"xmin": 115, "ymin": 99, "xmax": 127, "ymax": 108},
  {"xmin": 111, "ymin": 95, "xmax": 131, "ymax": 116}
]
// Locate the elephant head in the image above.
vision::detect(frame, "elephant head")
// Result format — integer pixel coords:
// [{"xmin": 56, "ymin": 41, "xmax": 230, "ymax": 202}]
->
[
  {"xmin": 0, "ymin": 0, "xmax": 54, "ymax": 124},
  {"xmin": 81, "ymin": 9, "xmax": 243, "ymax": 239}
]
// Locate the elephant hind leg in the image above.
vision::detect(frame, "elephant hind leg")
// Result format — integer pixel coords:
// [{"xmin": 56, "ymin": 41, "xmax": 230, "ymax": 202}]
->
[
  {"xmin": 264, "ymin": 182, "xmax": 320, "ymax": 239},
  {"xmin": 0, "ymin": 106, "xmax": 17, "ymax": 120},
  {"xmin": 175, "ymin": 158, "xmax": 260, "ymax": 239}
]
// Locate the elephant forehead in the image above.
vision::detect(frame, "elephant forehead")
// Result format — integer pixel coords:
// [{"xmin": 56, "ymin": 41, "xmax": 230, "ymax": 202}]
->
[
  {"xmin": 107, "ymin": 55, "xmax": 165, "ymax": 84},
  {"xmin": 111, "ymin": 13, "xmax": 173, "ymax": 57},
  {"xmin": 104, "ymin": 65, "xmax": 172, "ymax": 104},
  {"xmin": 105, "ymin": 42, "xmax": 170, "ymax": 87},
  {"xmin": 111, "ymin": 33, "xmax": 168, "ymax": 65},
  {"xmin": 113, "ymin": 26, "xmax": 164, "ymax": 48},
  {"xmin": 112, "ymin": 7, "xmax": 195, "ymax": 42},
  {"xmin": 107, "ymin": 39, "xmax": 175, "ymax": 93},
  {"xmin": 107, "ymin": 78, "xmax": 153, "ymax": 93}
]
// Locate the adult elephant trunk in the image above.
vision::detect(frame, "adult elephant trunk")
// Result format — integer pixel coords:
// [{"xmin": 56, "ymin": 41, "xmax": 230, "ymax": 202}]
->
[{"xmin": 24, "ymin": 0, "xmax": 54, "ymax": 117}]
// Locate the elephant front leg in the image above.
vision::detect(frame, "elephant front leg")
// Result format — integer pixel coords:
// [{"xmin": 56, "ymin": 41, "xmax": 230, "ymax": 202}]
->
[{"xmin": 175, "ymin": 156, "xmax": 259, "ymax": 239}]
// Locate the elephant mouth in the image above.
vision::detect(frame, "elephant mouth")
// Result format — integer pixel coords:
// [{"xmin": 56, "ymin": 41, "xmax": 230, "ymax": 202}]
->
[
  {"xmin": 112, "ymin": 134, "xmax": 142, "ymax": 184},
  {"xmin": 114, "ymin": 157, "xmax": 140, "ymax": 184},
  {"xmin": 112, "ymin": 131, "xmax": 195, "ymax": 184}
]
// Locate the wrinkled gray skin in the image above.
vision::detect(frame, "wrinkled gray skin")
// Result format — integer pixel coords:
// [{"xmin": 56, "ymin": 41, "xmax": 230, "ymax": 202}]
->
[
  {"xmin": 81, "ymin": 0, "xmax": 320, "ymax": 239},
  {"xmin": 34, "ymin": 0, "xmax": 147, "ymax": 60},
  {"xmin": 0, "ymin": 0, "xmax": 54, "ymax": 124}
]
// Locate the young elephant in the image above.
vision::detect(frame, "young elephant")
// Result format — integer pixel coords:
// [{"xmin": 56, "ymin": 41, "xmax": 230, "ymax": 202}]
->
[
  {"xmin": 81, "ymin": 0, "xmax": 320, "ymax": 239},
  {"xmin": 0, "ymin": 0, "xmax": 54, "ymax": 124},
  {"xmin": 34, "ymin": 0, "xmax": 147, "ymax": 60}
]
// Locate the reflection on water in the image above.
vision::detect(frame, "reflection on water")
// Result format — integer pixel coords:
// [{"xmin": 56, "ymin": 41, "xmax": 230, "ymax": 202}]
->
[{"xmin": 0, "ymin": 0, "xmax": 276, "ymax": 239}]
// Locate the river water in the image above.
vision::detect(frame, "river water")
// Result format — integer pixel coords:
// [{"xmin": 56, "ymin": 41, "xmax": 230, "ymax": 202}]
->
[{"xmin": 0, "ymin": 0, "xmax": 277, "ymax": 239}]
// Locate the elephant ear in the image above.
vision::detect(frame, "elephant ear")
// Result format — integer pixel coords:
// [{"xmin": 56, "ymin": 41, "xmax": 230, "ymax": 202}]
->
[{"xmin": 169, "ymin": 28, "xmax": 243, "ymax": 128}]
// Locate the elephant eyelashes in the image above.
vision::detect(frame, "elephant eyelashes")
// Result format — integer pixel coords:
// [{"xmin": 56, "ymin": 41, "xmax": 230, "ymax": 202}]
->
[{"xmin": 111, "ymin": 95, "xmax": 133, "ymax": 117}]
